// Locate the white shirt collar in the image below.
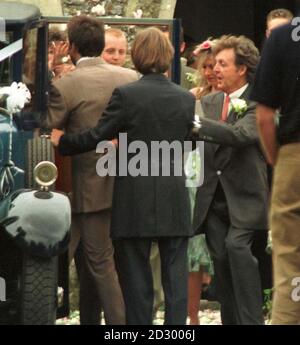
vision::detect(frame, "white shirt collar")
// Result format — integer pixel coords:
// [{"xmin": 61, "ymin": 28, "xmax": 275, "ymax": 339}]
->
[
  {"xmin": 228, "ymin": 83, "xmax": 249, "ymax": 100},
  {"xmin": 76, "ymin": 56, "xmax": 96, "ymax": 66},
  {"xmin": 222, "ymin": 83, "xmax": 249, "ymax": 117}
]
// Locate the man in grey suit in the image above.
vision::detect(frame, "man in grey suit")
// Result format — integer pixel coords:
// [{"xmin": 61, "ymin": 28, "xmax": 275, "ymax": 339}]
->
[
  {"xmin": 193, "ymin": 35, "xmax": 269, "ymax": 325},
  {"xmin": 46, "ymin": 15, "xmax": 137, "ymax": 324}
]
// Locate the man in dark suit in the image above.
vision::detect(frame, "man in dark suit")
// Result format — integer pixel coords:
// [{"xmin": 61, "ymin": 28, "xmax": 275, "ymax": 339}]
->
[
  {"xmin": 46, "ymin": 15, "xmax": 137, "ymax": 325},
  {"xmin": 193, "ymin": 35, "xmax": 269, "ymax": 324}
]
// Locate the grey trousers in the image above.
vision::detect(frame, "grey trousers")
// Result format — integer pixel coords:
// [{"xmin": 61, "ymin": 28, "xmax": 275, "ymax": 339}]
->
[{"xmin": 204, "ymin": 186, "xmax": 264, "ymax": 325}]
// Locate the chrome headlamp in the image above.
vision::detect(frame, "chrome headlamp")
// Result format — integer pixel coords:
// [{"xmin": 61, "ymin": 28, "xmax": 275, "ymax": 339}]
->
[{"xmin": 34, "ymin": 161, "xmax": 58, "ymax": 190}]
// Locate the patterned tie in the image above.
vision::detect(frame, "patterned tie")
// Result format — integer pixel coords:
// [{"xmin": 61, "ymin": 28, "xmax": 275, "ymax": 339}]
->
[{"xmin": 221, "ymin": 94, "xmax": 230, "ymax": 122}]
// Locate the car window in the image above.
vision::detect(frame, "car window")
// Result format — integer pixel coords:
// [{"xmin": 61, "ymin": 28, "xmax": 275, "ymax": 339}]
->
[{"xmin": 48, "ymin": 22, "xmax": 174, "ymax": 75}]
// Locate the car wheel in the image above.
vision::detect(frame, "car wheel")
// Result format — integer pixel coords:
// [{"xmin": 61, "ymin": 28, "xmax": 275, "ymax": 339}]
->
[{"xmin": 20, "ymin": 254, "xmax": 58, "ymax": 325}]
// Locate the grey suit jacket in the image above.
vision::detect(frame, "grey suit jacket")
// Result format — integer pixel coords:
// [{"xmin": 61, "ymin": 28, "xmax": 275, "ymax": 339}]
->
[
  {"xmin": 46, "ymin": 58, "xmax": 138, "ymax": 213},
  {"xmin": 193, "ymin": 86, "xmax": 269, "ymax": 232}
]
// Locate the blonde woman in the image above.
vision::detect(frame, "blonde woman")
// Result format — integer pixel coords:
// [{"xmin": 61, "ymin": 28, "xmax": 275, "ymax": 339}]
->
[{"xmin": 186, "ymin": 39, "xmax": 218, "ymax": 325}]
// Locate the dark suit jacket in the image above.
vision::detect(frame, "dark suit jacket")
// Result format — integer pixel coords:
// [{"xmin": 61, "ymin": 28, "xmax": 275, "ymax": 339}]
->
[
  {"xmin": 59, "ymin": 73, "xmax": 195, "ymax": 239},
  {"xmin": 46, "ymin": 58, "xmax": 138, "ymax": 213},
  {"xmin": 193, "ymin": 86, "xmax": 269, "ymax": 232}
]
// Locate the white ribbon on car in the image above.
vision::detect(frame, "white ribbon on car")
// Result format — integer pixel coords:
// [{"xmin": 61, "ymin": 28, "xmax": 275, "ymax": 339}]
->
[
  {"xmin": 0, "ymin": 81, "xmax": 29, "ymax": 199},
  {"xmin": 0, "ymin": 39, "xmax": 23, "ymax": 62},
  {"xmin": 0, "ymin": 39, "xmax": 29, "ymax": 199}
]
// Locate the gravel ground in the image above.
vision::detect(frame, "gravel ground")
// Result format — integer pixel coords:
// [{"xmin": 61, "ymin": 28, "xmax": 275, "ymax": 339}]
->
[{"xmin": 56, "ymin": 308, "xmax": 222, "ymax": 325}]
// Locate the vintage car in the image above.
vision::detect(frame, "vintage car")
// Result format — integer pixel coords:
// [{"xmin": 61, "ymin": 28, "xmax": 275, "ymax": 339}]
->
[
  {"xmin": 0, "ymin": 2, "xmax": 71, "ymax": 325},
  {"xmin": 0, "ymin": 1, "xmax": 181, "ymax": 325}
]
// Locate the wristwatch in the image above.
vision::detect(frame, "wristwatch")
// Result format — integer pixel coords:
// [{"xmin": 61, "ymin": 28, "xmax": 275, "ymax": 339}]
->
[{"xmin": 60, "ymin": 56, "xmax": 69, "ymax": 64}]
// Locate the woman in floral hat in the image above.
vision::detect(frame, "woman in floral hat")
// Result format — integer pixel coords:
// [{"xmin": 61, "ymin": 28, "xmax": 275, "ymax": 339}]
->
[{"xmin": 186, "ymin": 38, "xmax": 219, "ymax": 325}]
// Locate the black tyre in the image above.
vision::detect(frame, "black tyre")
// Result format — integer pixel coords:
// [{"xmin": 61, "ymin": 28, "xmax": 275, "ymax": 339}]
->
[
  {"xmin": 26, "ymin": 136, "xmax": 55, "ymax": 188},
  {"xmin": 20, "ymin": 255, "xmax": 58, "ymax": 325}
]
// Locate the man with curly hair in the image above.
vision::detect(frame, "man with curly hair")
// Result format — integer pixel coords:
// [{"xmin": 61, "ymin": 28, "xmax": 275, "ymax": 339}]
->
[{"xmin": 193, "ymin": 35, "xmax": 268, "ymax": 325}]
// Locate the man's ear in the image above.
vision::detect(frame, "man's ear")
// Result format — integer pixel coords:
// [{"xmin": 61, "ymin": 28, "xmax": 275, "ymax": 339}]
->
[
  {"xmin": 238, "ymin": 65, "xmax": 247, "ymax": 77},
  {"xmin": 68, "ymin": 43, "xmax": 81, "ymax": 63}
]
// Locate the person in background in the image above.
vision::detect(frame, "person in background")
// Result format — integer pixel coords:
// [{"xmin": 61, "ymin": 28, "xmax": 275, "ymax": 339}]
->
[
  {"xmin": 251, "ymin": 17, "xmax": 300, "ymax": 325},
  {"xmin": 265, "ymin": 8, "xmax": 293, "ymax": 38},
  {"xmin": 101, "ymin": 28, "xmax": 127, "ymax": 67},
  {"xmin": 179, "ymin": 28, "xmax": 198, "ymax": 90},
  {"xmin": 50, "ymin": 27, "xmax": 195, "ymax": 325},
  {"xmin": 161, "ymin": 25, "xmax": 197, "ymax": 89},
  {"xmin": 186, "ymin": 39, "xmax": 218, "ymax": 325},
  {"xmin": 48, "ymin": 27, "xmax": 75, "ymax": 194},
  {"xmin": 190, "ymin": 39, "xmax": 219, "ymax": 108},
  {"xmin": 46, "ymin": 15, "xmax": 137, "ymax": 325},
  {"xmin": 48, "ymin": 26, "xmax": 75, "ymax": 79}
]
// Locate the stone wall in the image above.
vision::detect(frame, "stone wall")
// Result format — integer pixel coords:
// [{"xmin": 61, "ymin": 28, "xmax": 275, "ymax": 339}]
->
[
  {"xmin": 3, "ymin": 0, "xmax": 177, "ymax": 19},
  {"xmin": 62, "ymin": 0, "xmax": 176, "ymax": 19},
  {"xmin": 62, "ymin": 0, "xmax": 127, "ymax": 17},
  {"xmin": 4, "ymin": 0, "xmax": 63, "ymax": 16}
]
